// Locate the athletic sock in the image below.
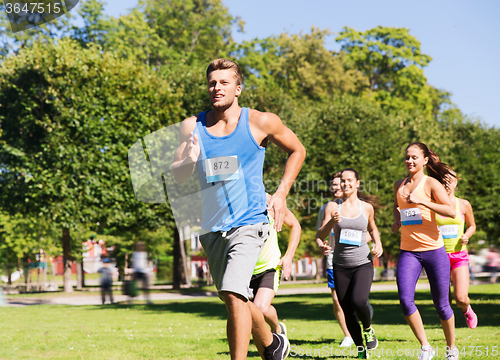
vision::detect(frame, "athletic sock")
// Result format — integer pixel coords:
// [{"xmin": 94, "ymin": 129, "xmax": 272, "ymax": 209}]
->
[{"xmin": 265, "ymin": 333, "xmax": 280, "ymax": 351}]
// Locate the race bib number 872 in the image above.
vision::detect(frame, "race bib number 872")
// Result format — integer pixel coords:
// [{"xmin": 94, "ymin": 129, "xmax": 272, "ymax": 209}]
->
[{"xmin": 205, "ymin": 155, "xmax": 239, "ymax": 182}]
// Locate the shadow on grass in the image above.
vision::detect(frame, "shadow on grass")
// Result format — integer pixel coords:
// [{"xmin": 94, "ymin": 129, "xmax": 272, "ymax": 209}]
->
[
  {"xmin": 217, "ymin": 351, "xmax": 261, "ymax": 358},
  {"xmin": 220, "ymin": 345, "xmax": 347, "ymax": 359},
  {"xmin": 83, "ymin": 290, "xmax": 499, "ymax": 327},
  {"xmin": 290, "ymin": 338, "xmax": 337, "ymax": 346}
]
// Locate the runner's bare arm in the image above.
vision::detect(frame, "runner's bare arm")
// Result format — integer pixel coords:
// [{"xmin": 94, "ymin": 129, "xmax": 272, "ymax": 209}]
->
[
  {"xmin": 170, "ymin": 116, "xmax": 199, "ymax": 184},
  {"xmin": 279, "ymin": 208, "xmax": 301, "ymax": 280},
  {"xmin": 314, "ymin": 206, "xmax": 330, "ymax": 253},
  {"xmin": 366, "ymin": 203, "xmax": 383, "ymax": 257},
  {"xmin": 391, "ymin": 179, "xmax": 404, "ymax": 233},
  {"xmin": 408, "ymin": 177, "xmax": 455, "ymax": 217},
  {"xmin": 315, "ymin": 236, "xmax": 331, "ymax": 255},
  {"xmin": 460, "ymin": 199, "xmax": 476, "ymax": 245},
  {"xmin": 316, "ymin": 202, "xmax": 340, "ymax": 240},
  {"xmin": 315, "ymin": 203, "xmax": 334, "ymax": 254},
  {"xmin": 256, "ymin": 112, "xmax": 305, "ymax": 232}
]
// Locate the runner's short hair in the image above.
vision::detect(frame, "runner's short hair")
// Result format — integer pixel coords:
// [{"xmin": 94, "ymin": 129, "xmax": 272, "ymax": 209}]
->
[
  {"xmin": 331, "ymin": 172, "xmax": 342, "ymax": 181},
  {"xmin": 206, "ymin": 59, "xmax": 243, "ymax": 85}
]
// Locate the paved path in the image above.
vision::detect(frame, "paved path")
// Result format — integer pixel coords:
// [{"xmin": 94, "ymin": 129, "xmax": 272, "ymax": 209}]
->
[{"xmin": 3, "ymin": 282, "xmax": 432, "ymax": 307}]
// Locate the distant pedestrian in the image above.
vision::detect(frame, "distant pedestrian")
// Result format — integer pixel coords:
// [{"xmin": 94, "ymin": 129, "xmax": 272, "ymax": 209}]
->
[
  {"xmin": 468, "ymin": 250, "xmax": 477, "ymax": 284},
  {"xmin": 98, "ymin": 258, "xmax": 114, "ymax": 305},
  {"xmin": 132, "ymin": 241, "xmax": 152, "ymax": 304},
  {"xmin": 197, "ymin": 264, "xmax": 204, "ymax": 282},
  {"xmin": 486, "ymin": 246, "xmax": 499, "ymax": 284}
]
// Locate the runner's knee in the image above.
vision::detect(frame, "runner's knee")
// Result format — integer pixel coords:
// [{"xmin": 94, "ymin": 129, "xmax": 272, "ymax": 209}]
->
[
  {"xmin": 454, "ymin": 293, "xmax": 469, "ymax": 307},
  {"xmin": 399, "ymin": 296, "xmax": 417, "ymax": 316}
]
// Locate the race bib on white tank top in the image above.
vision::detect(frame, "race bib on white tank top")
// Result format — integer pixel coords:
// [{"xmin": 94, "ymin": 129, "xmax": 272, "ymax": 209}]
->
[
  {"xmin": 439, "ymin": 224, "xmax": 459, "ymax": 239},
  {"xmin": 339, "ymin": 228, "xmax": 362, "ymax": 246},
  {"xmin": 401, "ymin": 207, "xmax": 423, "ymax": 226}
]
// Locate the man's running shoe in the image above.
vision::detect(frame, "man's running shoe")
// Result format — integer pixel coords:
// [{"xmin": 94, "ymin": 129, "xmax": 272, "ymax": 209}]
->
[
  {"xmin": 278, "ymin": 322, "xmax": 287, "ymax": 337},
  {"xmin": 339, "ymin": 336, "xmax": 354, "ymax": 347},
  {"xmin": 463, "ymin": 305, "xmax": 478, "ymax": 329},
  {"xmin": 417, "ymin": 345, "xmax": 435, "ymax": 360},
  {"xmin": 362, "ymin": 327, "xmax": 378, "ymax": 350},
  {"xmin": 264, "ymin": 333, "xmax": 290, "ymax": 360}
]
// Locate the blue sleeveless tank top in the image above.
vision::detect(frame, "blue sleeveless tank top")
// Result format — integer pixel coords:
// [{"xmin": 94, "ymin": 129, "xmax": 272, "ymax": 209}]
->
[{"xmin": 194, "ymin": 107, "xmax": 268, "ymax": 232}]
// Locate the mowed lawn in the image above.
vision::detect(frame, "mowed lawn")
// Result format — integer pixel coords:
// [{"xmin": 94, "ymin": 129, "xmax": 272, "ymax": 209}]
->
[{"xmin": 0, "ymin": 284, "xmax": 498, "ymax": 359}]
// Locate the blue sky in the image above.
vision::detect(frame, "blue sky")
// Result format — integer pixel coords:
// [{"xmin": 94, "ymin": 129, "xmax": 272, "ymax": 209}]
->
[{"xmin": 97, "ymin": 0, "xmax": 499, "ymax": 128}]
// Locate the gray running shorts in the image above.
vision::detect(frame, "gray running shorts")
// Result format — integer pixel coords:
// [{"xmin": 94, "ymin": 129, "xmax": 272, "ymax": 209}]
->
[{"xmin": 200, "ymin": 222, "xmax": 270, "ymax": 301}]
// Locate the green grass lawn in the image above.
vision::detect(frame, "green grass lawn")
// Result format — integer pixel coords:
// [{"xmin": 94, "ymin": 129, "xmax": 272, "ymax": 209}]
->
[{"xmin": 0, "ymin": 284, "xmax": 498, "ymax": 359}]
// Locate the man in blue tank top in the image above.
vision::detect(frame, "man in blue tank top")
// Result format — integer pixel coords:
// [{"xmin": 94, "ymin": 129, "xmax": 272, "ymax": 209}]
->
[{"xmin": 171, "ymin": 59, "xmax": 306, "ymax": 360}]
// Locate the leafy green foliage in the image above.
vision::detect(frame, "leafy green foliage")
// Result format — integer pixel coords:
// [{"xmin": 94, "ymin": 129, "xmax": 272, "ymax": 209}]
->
[
  {"xmin": 0, "ymin": 0, "xmax": 498, "ymax": 282},
  {"xmin": 0, "ymin": 39, "xmax": 182, "ymax": 285},
  {"xmin": 0, "ymin": 38, "xmax": 180, "ymax": 229},
  {"xmin": 101, "ymin": 0, "xmax": 241, "ymax": 67},
  {"xmin": 337, "ymin": 26, "xmax": 450, "ymax": 117},
  {"xmin": 236, "ymin": 27, "xmax": 368, "ymax": 100},
  {"xmin": 0, "ymin": 213, "xmax": 60, "ymax": 274}
]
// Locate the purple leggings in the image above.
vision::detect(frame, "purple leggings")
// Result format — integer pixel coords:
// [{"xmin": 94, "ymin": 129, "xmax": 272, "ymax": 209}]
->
[{"xmin": 396, "ymin": 246, "xmax": 453, "ymax": 321}]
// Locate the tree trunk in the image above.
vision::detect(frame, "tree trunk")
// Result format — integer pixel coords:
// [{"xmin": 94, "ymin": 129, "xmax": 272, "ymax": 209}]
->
[
  {"xmin": 7, "ymin": 266, "xmax": 12, "ymax": 285},
  {"xmin": 172, "ymin": 227, "xmax": 182, "ymax": 290},
  {"xmin": 42, "ymin": 265, "xmax": 47, "ymax": 291},
  {"xmin": 62, "ymin": 227, "xmax": 73, "ymax": 293},
  {"xmin": 81, "ymin": 262, "xmax": 85, "ymax": 288},
  {"xmin": 315, "ymin": 258, "xmax": 322, "ymax": 282},
  {"xmin": 179, "ymin": 228, "xmax": 192, "ymax": 287},
  {"xmin": 23, "ymin": 255, "xmax": 30, "ymax": 292},
  {"xmin": 37, "ymin": 268, "xmax": 41, "ymax": 291},
  {"xmin": 76, "ymin": 261, "xmax": 82, "ymax": 290}
]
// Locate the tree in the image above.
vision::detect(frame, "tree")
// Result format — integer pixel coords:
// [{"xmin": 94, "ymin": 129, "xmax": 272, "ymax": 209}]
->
[
  {"xmin": 0, "ymin": 2, "xmax": 74, "ymax": 60},
  {"xmin": 105, "ymin": 8, "xmax": 167, "ymax": 66},
  {"xmin": 437, "ymin": 113, "xmax": 500, "ymax": 247},
  {"xmin": 0, "ymin": 39, "xmax": 180, "ymax": 291},
  {"xmin": 236, "ymin": 27, "xmax": 368, "ymax": 100},
  {"xmin": 99, "ymin": 0, "xmax": 243, "ymax": 68},
  {"xmin": 69, "ymin": 0, "xmax": 113, "ymax": 47},
  {"xmin": 0, "ymin": 212, "xmax": 59, "ymax": 288},
  {"xmin": 139, "ymin": 0, "xmax": 242, "ymax": 65},
  {"xmin": 336, "ymin": 26, "xmax": 449, "ymax": 117}
]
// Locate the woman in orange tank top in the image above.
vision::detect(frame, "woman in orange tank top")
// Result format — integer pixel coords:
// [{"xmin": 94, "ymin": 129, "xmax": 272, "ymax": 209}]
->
[{"xmin": 392, "ymin": 142, "xmax": 458, "ymax": 360}]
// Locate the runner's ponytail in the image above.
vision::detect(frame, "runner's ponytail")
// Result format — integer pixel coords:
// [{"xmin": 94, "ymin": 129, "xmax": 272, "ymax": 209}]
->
[{"xmin": 406, "ymin": 142, "xmax": 456, "ymax": 190}]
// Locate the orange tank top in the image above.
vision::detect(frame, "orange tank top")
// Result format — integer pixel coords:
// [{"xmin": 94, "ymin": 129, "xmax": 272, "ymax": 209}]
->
[{"xmin": 397, "ymin": 176, "xmax": 444, "ymax": 251}]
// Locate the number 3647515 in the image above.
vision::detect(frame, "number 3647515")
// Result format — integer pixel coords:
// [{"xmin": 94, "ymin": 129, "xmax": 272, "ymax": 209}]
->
[{"xmin": 5, "ymin": 2, "xmax": 62, "ymax": 14}]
